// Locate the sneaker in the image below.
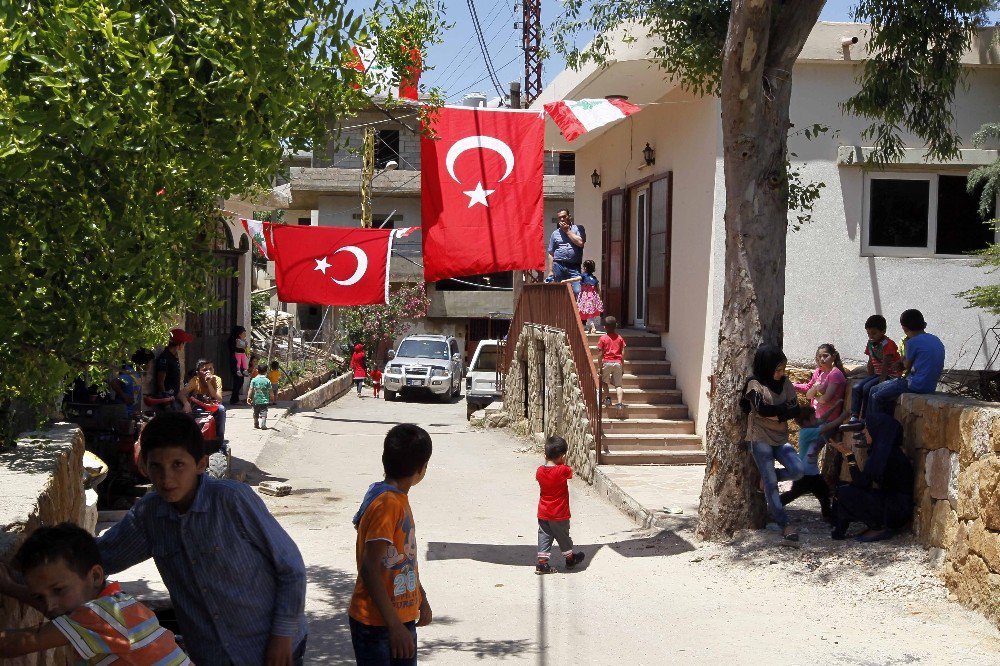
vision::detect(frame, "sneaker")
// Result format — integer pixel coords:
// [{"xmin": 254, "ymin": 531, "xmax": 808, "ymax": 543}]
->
[
  {"xmin": 565, "ymin": 552, "xmax": 585, "ymax": 569},
  {"xmin": 603, "ymin": 396, "xmax": 612, "ymax": 408},
  {"xmin": 615, "ymin": 402, "xmax": 625, "ymax": 410},
  {"xmin": 535, "ymin": 560, "xmax": 556, "ymax": 575},
  {"xmin": 253, "ymin": 422, "xmax": 260, "ymax": 429}
]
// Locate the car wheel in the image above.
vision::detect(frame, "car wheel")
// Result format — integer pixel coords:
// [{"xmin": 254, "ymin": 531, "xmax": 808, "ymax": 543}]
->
[
  {"xmin": 206, "ymin": 450, "xmax": 230, "ymax": 479},
  {"xmin": 384, "ymin": 389, "xmax": 396, "ymax": 401}
]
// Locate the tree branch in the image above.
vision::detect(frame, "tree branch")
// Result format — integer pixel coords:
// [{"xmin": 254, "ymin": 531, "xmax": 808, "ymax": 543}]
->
[{"xmin": 764, "ymin": 1, "xmax": 825, "ymax": 74}]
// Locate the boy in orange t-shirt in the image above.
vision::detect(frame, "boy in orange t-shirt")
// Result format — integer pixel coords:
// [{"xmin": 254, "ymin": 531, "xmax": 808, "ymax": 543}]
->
[{"xmin": 349, "ymin": 424, "xmax": 434, "ymax": 663}]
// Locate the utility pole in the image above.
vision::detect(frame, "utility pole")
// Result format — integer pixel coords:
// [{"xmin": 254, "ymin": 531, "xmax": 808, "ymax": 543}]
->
[
  {"xmin": 360, "ymin": 126, "xmax": 375, "ymax": 227},
  {"xmin": 522, "ymin": 0, "xmax": 542, "ymax": 106}
]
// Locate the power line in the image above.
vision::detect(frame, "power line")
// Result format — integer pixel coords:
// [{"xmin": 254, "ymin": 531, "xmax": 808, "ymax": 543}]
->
[
  {"xmin": 467, "ymin": 0, "xmax": 507, "ymax": 100},
  {"xmin": 427, "ymin": 2, "xmax": 509, "ymax": 89}
]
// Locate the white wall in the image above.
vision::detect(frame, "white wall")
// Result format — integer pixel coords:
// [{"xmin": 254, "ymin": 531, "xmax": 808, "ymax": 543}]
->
[{"xmin": 577, "ymin": 88, "xmax": 720, "ymax": 432}]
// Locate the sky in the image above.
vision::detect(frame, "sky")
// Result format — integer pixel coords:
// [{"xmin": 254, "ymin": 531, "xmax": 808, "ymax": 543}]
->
[{"xmin": 345, "ymin": 0, "xmax": 1000, "ymax": 103}]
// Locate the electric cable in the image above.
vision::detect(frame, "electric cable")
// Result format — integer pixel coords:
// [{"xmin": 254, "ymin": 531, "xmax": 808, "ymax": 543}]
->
[
  {"xmin": 466, "ymin": 0, "xmax": 507, "ymax": 99},
  {"xmin": 427, "ymin": 2, "xmax": 509, "ymax": 89}
]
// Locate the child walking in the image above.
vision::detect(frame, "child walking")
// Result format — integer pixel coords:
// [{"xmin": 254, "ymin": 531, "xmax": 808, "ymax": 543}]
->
[
  {"xmin": 598, "ymin": 316, "xmax": 627, "ymax": 410},
  {"xmin": 577, "ymin": 259, "xmax": 604, "ymax": 334},
  {"xmin": 349, "ymin": 424, "xmax": 434, "ymax": 664},
  {"xmin": 234, "ymin": 326, "xmax": 250, "ymax": 376},
  {"xmin": 248, "ymin": 363, "xmax": 276, "ymax": 429},
  {"xmin": 371, "ymin": 367, "xmax": 383, "ymax": 398},
  {"xmin": 849, "ymin": 315, "xmax": 903, "ymax": 421},
  {"xmin": 0, "ymin": 523, "xmax": 190, "ymax": 663},
  {"xmin": 535, "ymin": 436, "xmax": 586, "ymax": 574},
  {"xmin": 97, "ymin": 412, "xmax": 308, "ymax": 665},
  {"xmin": 351, "ymin": 343, "xmax": 367, "ymax": 398},
  {"xmin": 268, "ymin": 360, "xmax": 282, "ymax": 404}
]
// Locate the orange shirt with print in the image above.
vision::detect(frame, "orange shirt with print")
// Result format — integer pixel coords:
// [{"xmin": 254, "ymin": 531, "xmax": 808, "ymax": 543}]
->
[{"xmin": 349, "ymin": 492, "xmax": 422, "ymax": 626}]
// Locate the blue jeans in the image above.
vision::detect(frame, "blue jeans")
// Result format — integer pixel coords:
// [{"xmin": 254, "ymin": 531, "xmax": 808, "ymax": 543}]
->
[
  {"xmin": 750, "ymin": 441, "xmax": 805, "ymax": 528},
  {"xmin": 867, "ymin": 377, "xmax": 910, "ymax": 417},
  {"xmin": 350, "ymin": 617, "xmax": 417, "ymax": 666},
  {"xmin": 850, "ymin": 375, "xmax": 881, "ymax": 416},
  {"xmin": 552, "ymin": 261, "xmax": 582, "ymax": 296}
]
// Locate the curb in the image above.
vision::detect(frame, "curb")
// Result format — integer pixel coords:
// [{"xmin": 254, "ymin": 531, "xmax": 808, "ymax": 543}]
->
[
  {"xmin": 592, "ymin": 466, "xmax": 658, "ymax": 530},
  {"xmin": 290, "ymin": 372, "xmax": 354, "ymax": 413}
]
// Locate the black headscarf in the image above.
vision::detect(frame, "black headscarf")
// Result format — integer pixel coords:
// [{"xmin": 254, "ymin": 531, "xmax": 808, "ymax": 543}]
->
[{"xmin": 751, "ymin": 343, "xmax": 787, "ymax": 394}]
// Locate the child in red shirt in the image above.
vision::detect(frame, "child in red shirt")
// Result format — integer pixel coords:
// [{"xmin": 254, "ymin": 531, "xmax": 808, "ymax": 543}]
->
[
  {"xmin": 535, "ymin": 436, "xmax": 585, "ymax": 574},
  {"xmin": 597, "ymin": 316, "xmax": 627, "ymax": 410},
  {"xmin": 371, "ymin": 368, "xmax": 383, "ymax": 398}
]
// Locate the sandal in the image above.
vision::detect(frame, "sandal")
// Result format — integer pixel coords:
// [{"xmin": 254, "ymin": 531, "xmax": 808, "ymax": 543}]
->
[{"xmin": 782, "ymin": 527, "xmax": 799, "ymax": 542}]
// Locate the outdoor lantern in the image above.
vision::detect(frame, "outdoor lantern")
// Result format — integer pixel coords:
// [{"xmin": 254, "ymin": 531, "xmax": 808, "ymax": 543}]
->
[
  {"xmin": 591, "ymin": 169, "xmax": 601, "ymax": 188},
  {"xmin": 643, "ymin": 142, "xmax": 655, "ymax": 166}
]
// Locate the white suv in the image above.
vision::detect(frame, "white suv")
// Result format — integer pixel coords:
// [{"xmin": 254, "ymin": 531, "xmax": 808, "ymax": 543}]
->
[
  {"xmin": 465, "ymin": 340, "xmax": 501, "ymax": 419},
  {"xmin": 383, "ymin": 335, "xmax": 464, "ymax": 401}
]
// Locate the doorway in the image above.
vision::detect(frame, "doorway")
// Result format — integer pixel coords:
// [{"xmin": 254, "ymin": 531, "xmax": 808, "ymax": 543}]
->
[{"xmin": 629, "ymin": 186, "xmax": 650, "ymax": 327}]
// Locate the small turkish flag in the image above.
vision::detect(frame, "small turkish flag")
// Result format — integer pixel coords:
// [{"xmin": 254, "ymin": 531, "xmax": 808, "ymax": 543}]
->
[
  {"xmin": 421, "ymin": 106, "xmax": 545, "ymax": 282},
  {"xmin": 270, "ymin": 225, "xmax": 393, "ymax": 305}
]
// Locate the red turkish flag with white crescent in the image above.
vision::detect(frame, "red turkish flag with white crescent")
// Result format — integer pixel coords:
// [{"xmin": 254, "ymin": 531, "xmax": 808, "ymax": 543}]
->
[
  {"xmin": 270, "ymin": 225, "xmax": 394, "ymax": 305},
  {"xmin": 421, "ymin": 106, "xmax": 545, "ymax": 282}
]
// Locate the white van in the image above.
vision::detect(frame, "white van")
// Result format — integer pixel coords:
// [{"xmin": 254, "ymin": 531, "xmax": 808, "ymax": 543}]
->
[{"xmin": 465, "ymin": 339, "xmax": 501, "ymax": 419}]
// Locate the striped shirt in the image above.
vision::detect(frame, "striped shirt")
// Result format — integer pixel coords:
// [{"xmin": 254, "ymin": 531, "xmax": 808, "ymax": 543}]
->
[
  {"xmin": 97, "ymin": 476, "xmax": 308, "ymax": 665},
  {"xmin": 52, "ymin": 582, "xmax": 189, "ymax": 665}
]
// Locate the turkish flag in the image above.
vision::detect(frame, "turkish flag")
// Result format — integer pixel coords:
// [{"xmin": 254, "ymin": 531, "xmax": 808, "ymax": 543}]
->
[
  {"xmin": 421, "ymin": 106, "xmax": 545, "ymax": 282},
  {"xmin": 270, "ymin": 225, "xmax": 393, "ymax": 305}
]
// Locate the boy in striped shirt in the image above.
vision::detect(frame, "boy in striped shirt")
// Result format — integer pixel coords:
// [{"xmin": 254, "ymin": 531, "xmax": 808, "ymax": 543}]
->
[{"xmin": 0, "ymin": 523, "xmax": 189, "ymax": 664}]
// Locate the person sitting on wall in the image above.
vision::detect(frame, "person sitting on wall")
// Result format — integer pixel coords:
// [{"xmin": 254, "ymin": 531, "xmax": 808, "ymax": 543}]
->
[
  {"xmin": 866, "ymin": 309, "xmax": 945, "ymax": 417},
  {"xmin": 828, "ymin": 413, "xmax": 914, "ymax": 542}
]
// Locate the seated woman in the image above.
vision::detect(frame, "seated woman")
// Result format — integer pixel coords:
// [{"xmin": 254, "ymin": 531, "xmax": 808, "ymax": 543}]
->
[
  {"xmin": 828, "ymin": 413, "xmax": 914, "ymax": 542},
  {"xmin": 185, "ymin": 358, "xmax": 227, "ymax": 443}
]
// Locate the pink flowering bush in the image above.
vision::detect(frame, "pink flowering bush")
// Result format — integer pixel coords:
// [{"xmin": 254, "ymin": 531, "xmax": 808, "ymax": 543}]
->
[{"xmin": 338, "ymin": 282, "xmax": 430, "ymax": 360}]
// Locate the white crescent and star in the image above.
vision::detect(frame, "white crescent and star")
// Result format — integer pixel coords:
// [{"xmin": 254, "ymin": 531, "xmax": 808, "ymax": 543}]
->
[
  {"xmin": 445, "ymin": 135, "xmax": 515, "ymax": 208},
  {"xmin": 313, "ymin": 246, "xmax": 368, "ymax": 286}
]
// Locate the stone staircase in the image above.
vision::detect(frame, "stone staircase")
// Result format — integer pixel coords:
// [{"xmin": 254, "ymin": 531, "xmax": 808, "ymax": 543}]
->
[{"xmin": 588, "ymin": 330, "xmax": 705, "ymax": 465}]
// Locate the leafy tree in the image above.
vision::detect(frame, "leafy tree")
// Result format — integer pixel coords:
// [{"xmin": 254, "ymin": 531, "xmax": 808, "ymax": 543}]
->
[
  {"xmin": 0, "ymin": 0, "xmax": 443, "ymax": 432},
  {"xmin": 958, "ymin": 122, "xmax": 1000, "ymax": 314},
  {"xmin": 554, "ymin": 0, "xmax": 995, "ymax": 538},
  {"xmin": 337, "ymin": 282, "xmax": 431, "ymax": 362}
]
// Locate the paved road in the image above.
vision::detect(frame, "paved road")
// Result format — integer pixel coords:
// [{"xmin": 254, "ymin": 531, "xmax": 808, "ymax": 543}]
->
[{"xmin": 253, "ymin": 392, "xmax": 1000, "ymax": 665}]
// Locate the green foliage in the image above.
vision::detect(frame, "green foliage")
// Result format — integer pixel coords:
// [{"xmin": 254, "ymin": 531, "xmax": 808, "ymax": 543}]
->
[
  {"xmin": 251, "ymin": 292, "xmax": 270, "ymax": 330},
  {"xmin": 957, "ymin": 121, "xmax": 1000, "ymax": 314},
  {"xmin": 787, "ymin": 124, "xmax": 832, "ymax": 231},
  {"xmin": 0, "ymin": 0, "xmax": 442, "ymax": 423},
  {"xmin": 844, "ymin": 1, "xmax": 996, "ymax": 164},
  {"xmin": 337, "ymin": 282, "xmax": 430, "ymax": 361}
]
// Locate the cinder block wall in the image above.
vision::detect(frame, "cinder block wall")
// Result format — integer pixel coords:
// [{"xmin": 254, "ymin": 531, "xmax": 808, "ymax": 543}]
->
[
  {"xmin": 0, "ymin": 424, "xmax": 86, "ymax": 665},
  {"xmin": 898, "ymin": 393, "xmax": 1000, "ymax": 628}
]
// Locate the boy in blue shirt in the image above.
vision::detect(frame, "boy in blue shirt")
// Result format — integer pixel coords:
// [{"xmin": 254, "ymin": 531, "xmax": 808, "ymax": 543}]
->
[
  {"xmin": 867, "ymin": 309, "xmax": 945, "ymax": 417},
  {"xmin": 97, "ymin": 412, "xmax": 308, "ymax": 665}
]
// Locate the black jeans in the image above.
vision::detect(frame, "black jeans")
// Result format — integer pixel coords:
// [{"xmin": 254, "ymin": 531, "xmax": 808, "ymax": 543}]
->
[
  {"xmin": 779, "ymin": 475, "xmax": 832, "ymax": 517},
  {"xmin": 350, "ymin": 617, "xmax": 417, "ymax": 665}
]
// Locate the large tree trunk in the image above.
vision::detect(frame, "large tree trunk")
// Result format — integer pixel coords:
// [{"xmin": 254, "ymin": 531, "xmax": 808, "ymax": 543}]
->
[{"xmin": 697, "ymin": 0, "xmax": 825, "ymax": 540}]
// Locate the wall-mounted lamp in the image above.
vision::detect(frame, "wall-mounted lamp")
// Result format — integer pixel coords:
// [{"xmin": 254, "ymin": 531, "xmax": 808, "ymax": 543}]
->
[
  {"xmin": 591, "ymin": 169, "xmax": 601, "ymax": 188},
  {"xmin": 642, "ymin": 143, "xmax": 655, "ymax": 166}
]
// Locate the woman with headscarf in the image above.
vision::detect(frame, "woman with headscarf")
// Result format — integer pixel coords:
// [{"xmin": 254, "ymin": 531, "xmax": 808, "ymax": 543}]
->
[
  {"xmin": 828, "ymin": 413, "xmax": 914, "ymax": 542},
  {"xmin": 741, "ymin": 343, "xmax": 806, "ymax": 542},
  {"xmin": 350, "ymin": 343, "xmax": 367, "ymax": 398},
  {"xmin": 226, "ymin": 325, "xmax": 247, "ymax": 405}
]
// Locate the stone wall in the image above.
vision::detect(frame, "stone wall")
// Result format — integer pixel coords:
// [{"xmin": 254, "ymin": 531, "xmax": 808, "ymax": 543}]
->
[
  {"xmin": 0, "ymin": 424, "xmax": 86, "ymax": 665},
  {"xmin": 500, "ymin": 324, "xmax": 597, "ymax": 482},
  {"xmin": 898, "ymin": 393, "xmax": 1000, "ymax": 628}
]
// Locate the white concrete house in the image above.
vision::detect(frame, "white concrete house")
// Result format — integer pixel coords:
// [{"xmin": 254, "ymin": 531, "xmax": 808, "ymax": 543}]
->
[{"xmin": 535, "ymin": 21, "xmax": 1000, "ymax": 435}]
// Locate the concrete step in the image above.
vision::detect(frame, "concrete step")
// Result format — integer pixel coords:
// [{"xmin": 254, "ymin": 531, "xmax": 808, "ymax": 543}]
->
[
  {"xmin": 601, "ymin": 418, "xmax": 696, "ymax": 435},
  {"xmin": 608, "ymin": 359, "xmax": 672, "ymax": 375},
  {"xmin": 600, "ymin": 449, "xmax": 707, "ymax": 465},
  {"xmin": 616, "ymin": 374, "xmax": 676, "ymax": 390},
  {"xmin": 604, "ymin": 388, "xmax": 683, "ymax": 405},
  {"xmin": 602, "ymin": 433, "xmax": 704, "ymax": 450},
  {"xmin": 589, "ymin": 345, "xmax": 665, "ymax": 360},
  {"xmin": 586, "ymin": 331, "xmax": 662, "ymax": 347},
  {"xmin": 608, "ymin": 403, "xmax": 690, "ymax": 419}
]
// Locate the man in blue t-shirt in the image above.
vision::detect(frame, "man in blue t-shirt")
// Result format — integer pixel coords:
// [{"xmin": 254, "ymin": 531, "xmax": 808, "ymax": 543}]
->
[
  {"xmin": 545, "ymin": 209, "xmax": 586, "ymax": 295},
  {"xmin": 868, "ymin": 309, "xmax": 945, "ymax": 417}
]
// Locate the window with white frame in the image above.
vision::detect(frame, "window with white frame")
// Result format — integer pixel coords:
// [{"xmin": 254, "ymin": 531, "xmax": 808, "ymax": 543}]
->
[{"xmin": 863, "ymin": 172, "xmax": 995, "ymax": 257}]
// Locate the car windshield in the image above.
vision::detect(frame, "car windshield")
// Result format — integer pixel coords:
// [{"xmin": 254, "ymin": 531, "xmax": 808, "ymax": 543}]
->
[
  {"xmin": 396, "ymin": 340, "xmax": 450, "ymax": 360},
  {"xmin": 472, "ymin": 348, "xmax": 497, "ymax": 372}
]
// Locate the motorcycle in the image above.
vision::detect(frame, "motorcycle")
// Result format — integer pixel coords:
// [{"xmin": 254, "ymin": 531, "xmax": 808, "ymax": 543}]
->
[{"xmin": 140, "ymin": 393, "xmax": 231, "ymax": 480}]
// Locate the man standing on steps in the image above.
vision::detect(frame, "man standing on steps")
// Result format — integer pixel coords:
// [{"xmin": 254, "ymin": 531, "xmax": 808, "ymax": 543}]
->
[{"xmin": 546, "ymin": 209, "xmax": 586, "ymax": 296}]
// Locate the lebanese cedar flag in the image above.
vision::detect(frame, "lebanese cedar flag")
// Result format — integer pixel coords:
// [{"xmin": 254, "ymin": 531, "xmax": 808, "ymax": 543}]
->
[
  {"xmin": 240, "ymin": 218, "xmax": 270, "ymax": 259},
  {"xmin": 270, "ymin": 225, "xmax": 394, "ymax": 305},
  {"xmin": 421, "ymin": 106, "xmax": 545, "ymax": 281},
  {"xmin": 543, "ymin": 98, "xmax": 641, "ymax": 142},
  {"xmin": 349, "ymin": 42, "xmax": 421, "ymax": 100}
]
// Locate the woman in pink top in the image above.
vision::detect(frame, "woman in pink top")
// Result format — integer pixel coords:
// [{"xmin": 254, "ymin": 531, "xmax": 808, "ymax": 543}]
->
[{"xmin": 794, "ymin": 343, "xmax": 847, "ymax": 421}]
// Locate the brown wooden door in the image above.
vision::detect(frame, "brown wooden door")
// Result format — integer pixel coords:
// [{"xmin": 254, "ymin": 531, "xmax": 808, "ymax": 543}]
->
[
  {"xmin": 646, "ymin": 173, "xmax": 672, "ymax": 332},
  {"xmin": 602, "ymin": 190, "xmax": 626, "ymax": 322},
  {"xmin": 185, "ymin": 251, "xmax": 240, "ymax": 387}
]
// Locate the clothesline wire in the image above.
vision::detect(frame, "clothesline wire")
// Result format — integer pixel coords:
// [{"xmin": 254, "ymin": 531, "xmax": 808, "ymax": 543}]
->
[{"xmin": 391, "ymin": 251, "xmax": 513, "ymax": 291}]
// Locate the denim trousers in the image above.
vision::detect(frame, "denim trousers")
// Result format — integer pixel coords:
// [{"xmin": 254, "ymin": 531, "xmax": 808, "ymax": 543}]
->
[
  {"xmin": 850, "ymin": 375, "xmax": 881, "ymax": 416},
  {"xmin": 350, "ymin": 617, "xmax": 418, "ymax": 666},
  {"xmin": 749, "ymin": 441, "xmax": 805, "ymax": 528},
  {"xmin": 867, "ymin": 377, "xmax": 910, "ymax": 417},
  {"xmin": 552, "ymin": 262, "xmax": 582, "ymax": 296}
]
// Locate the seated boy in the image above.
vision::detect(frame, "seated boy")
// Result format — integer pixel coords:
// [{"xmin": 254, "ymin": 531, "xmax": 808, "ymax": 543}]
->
[
  {"xmin": 97, "ymin": 412, "xmax": 308, "ymax": 665},
  {"xmin": 349, "ymin": 424, "xmax": 434, "ymax": 664},
  {"xmin": 0, "ymin": 522, "xmax": 190, "ymax": 664}
]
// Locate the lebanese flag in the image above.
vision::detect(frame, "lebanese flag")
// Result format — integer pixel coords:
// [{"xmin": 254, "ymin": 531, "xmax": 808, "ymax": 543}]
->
[
  {"xmin": 270, "ymin": 225, "xmax": 394, "ymax": 305},
  {"xmin": 240, "ymin": 218, "xmax": 270, "ymax": 258},
  {"xmin": 349, "ymin": 42, "xmax": 421, "ymax": 100},
  {"xmin": 421, "ymin": 106, "xmax": 545, "ymax": 281},
  {"xmin": 543, "ymin": 98, "xmax": 641, "ymax": 142}
]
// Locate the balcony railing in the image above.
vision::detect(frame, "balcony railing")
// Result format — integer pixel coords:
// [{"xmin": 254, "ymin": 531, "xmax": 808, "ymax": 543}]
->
[{"xmin": 501, "ymin": 283, "xmax": 602, "ymax": 464}]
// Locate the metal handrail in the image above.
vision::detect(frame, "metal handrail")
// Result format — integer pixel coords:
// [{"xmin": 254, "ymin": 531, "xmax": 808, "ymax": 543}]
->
[{"xmin": 503, "ymin": 283, "xmax": 603, "ymax": 464}]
